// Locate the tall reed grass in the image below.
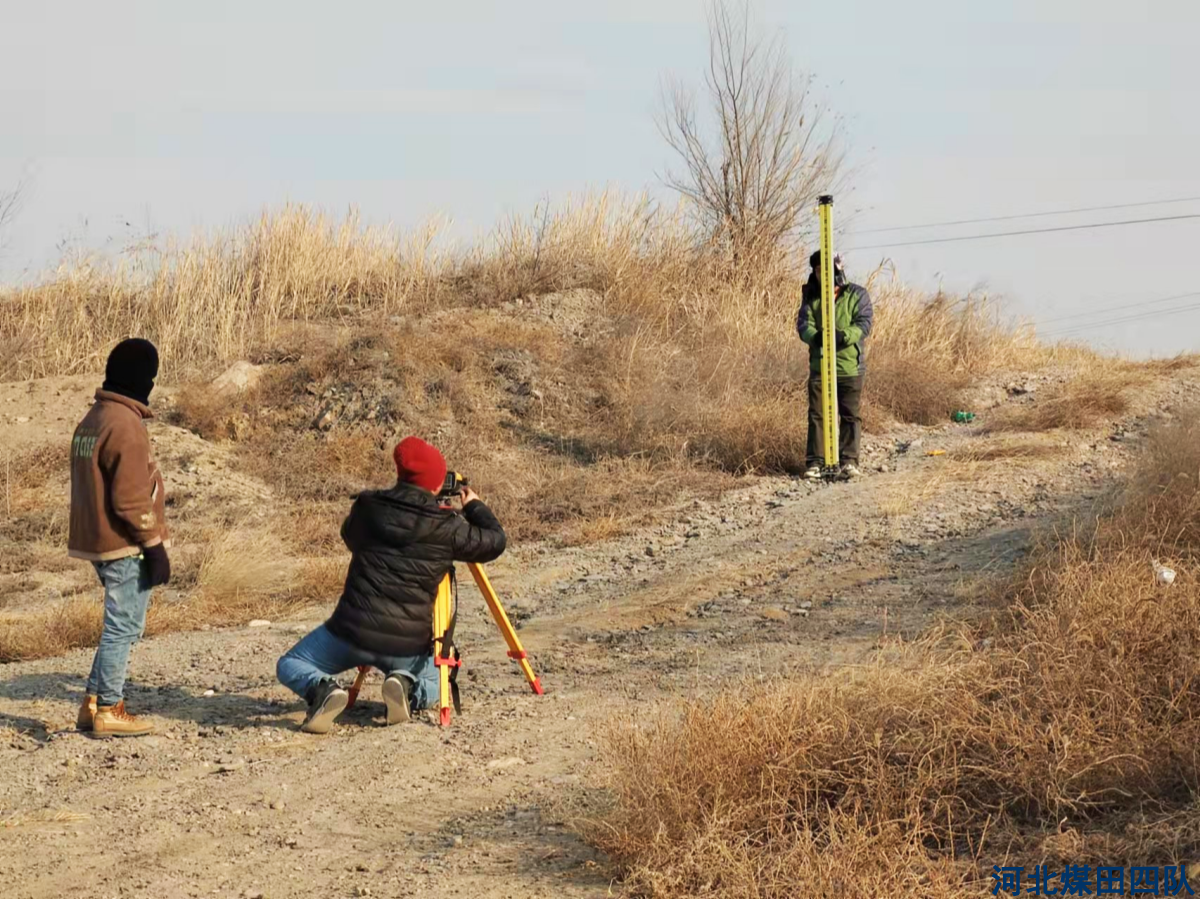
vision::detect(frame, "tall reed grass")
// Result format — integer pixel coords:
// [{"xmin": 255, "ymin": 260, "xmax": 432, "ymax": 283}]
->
[{"xmin": 1, "ymin": 196, "xmax": 1037, "ymax": 441}]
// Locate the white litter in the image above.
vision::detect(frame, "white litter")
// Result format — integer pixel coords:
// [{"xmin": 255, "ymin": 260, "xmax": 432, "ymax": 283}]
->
[
  {"xmin": 248, "ymin": 619, "xmax": 271, "ymax": 628},
  {"xmin": 1153, "ymin": 559, "xmax": 1177, "ymax": 586}
]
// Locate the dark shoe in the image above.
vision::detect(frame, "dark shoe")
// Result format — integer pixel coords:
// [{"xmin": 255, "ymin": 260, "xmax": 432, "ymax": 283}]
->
[
  {"xmin": 382, "ymin": 674, "xmax": 412, "ymax": 725},
  {"xmin": 301, "ymin": 680, "xmax": 349, "ymax": 734}
]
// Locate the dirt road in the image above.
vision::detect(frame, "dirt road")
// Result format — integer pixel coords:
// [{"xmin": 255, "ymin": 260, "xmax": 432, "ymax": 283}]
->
[{"xmin": 2, "ymin": 370, "xmax": 1195, "ymax": 899}]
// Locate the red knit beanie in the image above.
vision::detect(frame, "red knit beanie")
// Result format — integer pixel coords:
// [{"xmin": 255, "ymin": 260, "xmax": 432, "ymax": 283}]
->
[{"xmin": 393, "ymin": 436, "xmax": 447, "ymax": 494}]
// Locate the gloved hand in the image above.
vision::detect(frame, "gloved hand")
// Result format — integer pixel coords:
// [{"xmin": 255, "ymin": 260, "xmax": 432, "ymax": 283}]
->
[
  {"xmin": 810, "ymin": 329, "xmax": 824, "ymax": 347},
  {"xmin": 835, "ymin": 330, "xmax": 850, "ymax": 349},
  {"xmin": 142, "ymin": 543, "xmax": 172, "ymax": 587}
]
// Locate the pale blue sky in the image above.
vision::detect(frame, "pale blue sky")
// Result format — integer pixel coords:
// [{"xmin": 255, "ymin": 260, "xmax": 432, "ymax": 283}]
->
[{"xmin": 3, "ymin": 0, "xmax": 1199, "ymax": 354}]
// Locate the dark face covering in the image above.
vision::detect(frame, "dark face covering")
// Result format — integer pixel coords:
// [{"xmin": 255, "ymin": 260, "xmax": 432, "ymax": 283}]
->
[
  {"xmin": 102, "ymin": 338, "xmax": 160, "ymax": 406},
  {"xmin": 808, "ymin": 250, "xmax": 847, "ymax": 290}
]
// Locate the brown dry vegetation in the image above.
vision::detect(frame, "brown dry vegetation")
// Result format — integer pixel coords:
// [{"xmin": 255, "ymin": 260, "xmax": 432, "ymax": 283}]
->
[
  {"xmin": 589, "ymin": 411, "xmax": 1200, "ymax": 898},
  {"xmin": 986, "ymin": 367, "xmax": 1147, "ymax": 433},
  {"xmin": 0, "ymin": 526, "xmax": 306, "ymax": 662},
  {"xmin": 2, "ymin": 443, "xmax": 69, "ymax": 518},
  {"xmin": 0, "ymin": 200, "xmax": 1111, "ymax": 665},
  {"xmin": 1, "ymin": 200, "xmax": 1042, "ymax": 457}
]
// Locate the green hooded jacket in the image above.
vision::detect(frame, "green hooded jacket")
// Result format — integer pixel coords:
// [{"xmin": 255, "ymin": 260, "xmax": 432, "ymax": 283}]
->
[{"xmin": 796, "ymin": 279, "xmax": 874, "ymax": 377}]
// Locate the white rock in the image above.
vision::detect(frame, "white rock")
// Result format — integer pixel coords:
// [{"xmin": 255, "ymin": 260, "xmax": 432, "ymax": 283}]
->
[
  {"xmin": 486, "ymin": 757, "xmax": 527, "ymax": 770},
  {"xmin": 211, "ymin": 361, "xmax": 264, "ymax": 394},
  {"xmin": 248, "ymin": 619, "xmax": 271, "ymax": 628},
  {"xmin": 203, "ymin": 689, "xmax": 216, "ymax": 697}
]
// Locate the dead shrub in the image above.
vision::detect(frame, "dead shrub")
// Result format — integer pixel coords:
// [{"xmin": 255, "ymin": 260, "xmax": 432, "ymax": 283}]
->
[
  {"xmin": 987, "ymin": 368, "xmax": 1144, "ymax": 433},
  {"xmin": 864, "ymin": 353, "xmax": 968, "ymax": 428},
  {"xmin": 2, "ymin": 443, "xmax": 69, "ymax": 516},
  {"xmin": 0, "ymin": 596, "xmax": 103, "ymax": 663},
  {"xmin": 0, "ymin": 545, "xmax": 37, "ymax": 577},
  {"xmin": 863, "ymin": 288, "xmax": 1037, "ymax": 428},
  {"xmin": 0, "ymin": 526, "xmax": 306, "ymax": 661},
  {"xmin": 171, "ymin": 383, "xmax": 243, "ymax": 441},
  {"xmin": 280, "ymin": 502, "xmax": 349, "ymax": 555},
  {"xmin": 296, "ymin": 557, "xmax": 348, "ymax": 603},
  {"xmin": 147, "ymin": 527, "xmax": 304, "ymax": 636},
  {"xmin": 238, "ymin": 431, "xmax": 393, "ymax": 503},
  {"xmin": 194, "ymin": 526, "xmax": 298, "ymax": 602}
]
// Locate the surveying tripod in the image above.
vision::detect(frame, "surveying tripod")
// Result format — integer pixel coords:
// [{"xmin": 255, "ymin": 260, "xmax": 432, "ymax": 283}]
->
[{"xmin": 344, "ymin": 562, "xmax": 544, "ymax": 726}]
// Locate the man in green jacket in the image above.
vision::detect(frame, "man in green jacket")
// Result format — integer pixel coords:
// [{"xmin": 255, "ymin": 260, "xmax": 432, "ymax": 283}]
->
[{"xmin": 796, "ymin": 251, "xmax": 874, "ymax": 479}]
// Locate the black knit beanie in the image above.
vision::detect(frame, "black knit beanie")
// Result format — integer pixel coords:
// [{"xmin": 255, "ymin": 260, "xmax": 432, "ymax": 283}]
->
[
  {"xmin": 808, "ymin": 250, "xmax": 847, "ymax": 289},
  {"xmin": 102, "ymin": 338, "xmax": 159, "ymax": 406}
]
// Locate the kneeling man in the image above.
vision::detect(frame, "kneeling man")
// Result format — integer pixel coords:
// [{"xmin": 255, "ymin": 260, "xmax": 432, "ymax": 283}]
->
[{"xmin": 277, "ymin": 437, "xmax": 506, "ymax": 733}]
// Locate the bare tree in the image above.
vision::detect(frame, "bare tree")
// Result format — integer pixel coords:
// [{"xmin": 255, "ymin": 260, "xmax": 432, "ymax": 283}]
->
[
  {"xmin": 658, "ymin": 1, "xmax": 844, "ymax": 258},
  {"xmin": 0, "ymin": 176, "xmax": 28, "ymax": 257}
]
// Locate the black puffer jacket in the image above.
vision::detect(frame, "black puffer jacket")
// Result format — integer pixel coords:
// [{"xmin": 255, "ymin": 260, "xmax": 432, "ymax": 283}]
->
[{"xmin": 325, "ymin": 481, "xmax": 507, "ymax": 657}]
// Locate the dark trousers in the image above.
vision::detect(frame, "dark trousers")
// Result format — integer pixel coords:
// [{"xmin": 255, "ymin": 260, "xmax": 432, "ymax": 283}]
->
[{"xmin": 806, "ymin": 374, "xmax": 863, "ymax": 466}]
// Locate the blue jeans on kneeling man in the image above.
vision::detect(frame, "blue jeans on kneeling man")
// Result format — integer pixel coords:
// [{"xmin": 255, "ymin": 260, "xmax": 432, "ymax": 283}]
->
[{"xmin": 276, "ymin": 623, "xmax": 437, "ymax": 709}]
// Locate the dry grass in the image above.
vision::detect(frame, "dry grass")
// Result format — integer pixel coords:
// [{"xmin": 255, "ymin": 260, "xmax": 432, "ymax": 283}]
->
[
  {"xmin": 986, "ymin": 367, "xmax": 1145, "ymax": 433},
  {"xmin": 0, "ymin": 526, "xmax": 306, "ymax": 662},
  {"xmin": 4, "ymin": 198, "xmax": 1046, "ymax": 474},
  {"xmin": 0, "ymin": 809, "xmax": 91, "ymax": 828},
  {"xmin": 865, "ymin": 288, "xmax": 1038, "ymax": 428},
  {"xmin": 588, "ymin": 410, "xmax": 1200, "ymax": 898},
  {"xmin": 0, "ymin": 198, "xmax": 1103, "ymax": 662},
  {"xmin": 2, "ymin": 443, "xmax": 69, "ymax": 517},
  {"xmin": 0, "ymin": 208, "xmax": 454, "ymax": 379},
  {"xmin": 877, "ymin": 469, "xmax": 947, "ymax": 519},
  {"xmin": 0, "ymin": 596, "xmax": 104, "ymax": 663},
  {"xmin": 950, "ymin": 436, "xmax": 1067, "ymax": 462}
]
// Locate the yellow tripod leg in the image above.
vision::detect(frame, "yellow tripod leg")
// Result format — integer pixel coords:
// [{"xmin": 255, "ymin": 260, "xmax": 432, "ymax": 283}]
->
[
  {"xmin": 431, "ymin": 573, "xmax": 456, "ymax": 727},
  {"xmin": 466, "ymin": 563, "xmax": 544, "ymax": 695},
  {"xmin": 818, "ymin": 195, "xmax": 840, "ymax": 469}
]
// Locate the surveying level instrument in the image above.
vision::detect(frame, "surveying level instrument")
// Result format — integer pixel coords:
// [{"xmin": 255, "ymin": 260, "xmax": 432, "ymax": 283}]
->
[
  {"xmin": 346, "ymin": 562, "xmax": 544, "ymax": 726},
  {"xmin": 818, "ymin": 195, "xmax": 839, "ymax": 469},
  {"xmin": 438, "ymin": 470, "xmax": 468, "ymax": 499}
]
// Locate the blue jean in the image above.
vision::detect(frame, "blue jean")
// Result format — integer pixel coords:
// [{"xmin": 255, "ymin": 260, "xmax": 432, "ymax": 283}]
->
[
  {"xmin": 85, "ymin": 555, "xmax": 153, "ymax": 707},
  {"xmin": 276, "ymin": 624, "xmax": 438, "ymax": 711}
]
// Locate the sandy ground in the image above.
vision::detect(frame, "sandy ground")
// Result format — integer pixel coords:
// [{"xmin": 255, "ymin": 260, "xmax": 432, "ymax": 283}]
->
[{"xmin": 2, "ymin": 366, "xmax": 1198, "ymax": 899}]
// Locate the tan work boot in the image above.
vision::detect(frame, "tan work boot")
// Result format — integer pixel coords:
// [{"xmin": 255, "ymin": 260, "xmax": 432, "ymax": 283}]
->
[
  {"xmin": 76, "ymin": 694, "xmax": 98, "ymax": 732},
  {"xmin": 92, "ymin": 701, "xmax": 154, "ymax": 738}
]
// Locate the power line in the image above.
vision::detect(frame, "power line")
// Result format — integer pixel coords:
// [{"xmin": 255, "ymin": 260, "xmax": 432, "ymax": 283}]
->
[
  {"xmin": 848, "ymin": 213, "xmax": 1200, "ymax": 251},
  {"xmin": 1040, "ymin": 300, "xmax": 1200, "ymax": 338},
  {"xmin": 1042, "ymin": 298, "xmax": 1200, "ymax": 335},
  {"xmin": 1032, "ymin": 291, "xmax": 1200, "ymax": 327},
  {"xmin": 1042, "ymin": 302, "xmax": 1200, "ymax": 338},
  {"xmin": 850, "ymin": 195, "xmax": 1200, "ymax": 235}
]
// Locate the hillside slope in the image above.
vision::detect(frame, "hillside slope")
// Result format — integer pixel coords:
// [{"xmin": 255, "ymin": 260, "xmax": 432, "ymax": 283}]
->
[{"xmin": 1, "ymin": 349, "xmax": 1196, "ymax": 898}]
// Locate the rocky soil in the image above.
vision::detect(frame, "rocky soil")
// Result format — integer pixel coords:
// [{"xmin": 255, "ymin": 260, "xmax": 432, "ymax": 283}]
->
[{"xmin": 2, "ymin": 364, "xmax": 1198, "ymax": 899}]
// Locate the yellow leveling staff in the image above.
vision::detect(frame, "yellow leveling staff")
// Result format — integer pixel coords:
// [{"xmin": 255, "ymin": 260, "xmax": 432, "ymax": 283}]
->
[{"xmin": 817, "ymin": 194, "xmax": 839, "ymax": 468}]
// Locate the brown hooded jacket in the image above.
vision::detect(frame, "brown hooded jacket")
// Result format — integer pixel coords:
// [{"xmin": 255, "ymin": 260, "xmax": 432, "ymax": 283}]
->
[{"xmin": 68, "ymin": 390, "xmax": 169, "ymax": 562}]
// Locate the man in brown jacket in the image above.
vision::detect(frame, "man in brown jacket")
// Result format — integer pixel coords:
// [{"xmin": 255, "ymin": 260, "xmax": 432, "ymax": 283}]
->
[{"xmin": 70, "ymin": 338, "xmax": 171, "ymax": 738}]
